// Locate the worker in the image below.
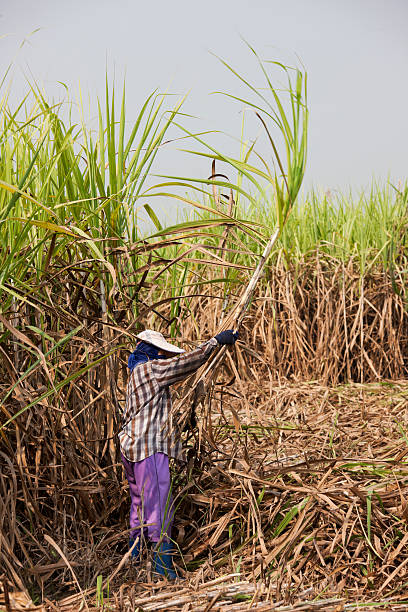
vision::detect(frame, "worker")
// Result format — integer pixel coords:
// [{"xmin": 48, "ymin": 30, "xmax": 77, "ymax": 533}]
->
[{"xmin": 119, "ymin": 328, "xmax": 238, "ymax": 579}]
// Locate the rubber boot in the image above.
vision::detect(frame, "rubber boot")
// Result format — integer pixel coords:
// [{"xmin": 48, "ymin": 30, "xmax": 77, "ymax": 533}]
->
[
  {"xmin": 152, "ymin": 541, "xmax": 177, "ymax": 580},
  {"xmin": 129, "ymin": 537, "xmax": 141, "ymax": 561}
]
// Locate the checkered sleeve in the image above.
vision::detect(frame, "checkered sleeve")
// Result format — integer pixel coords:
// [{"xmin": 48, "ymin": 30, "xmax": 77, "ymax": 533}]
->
[{"xmin": 150, "ymin": 338, "xmax": 218, "ymax": 389}]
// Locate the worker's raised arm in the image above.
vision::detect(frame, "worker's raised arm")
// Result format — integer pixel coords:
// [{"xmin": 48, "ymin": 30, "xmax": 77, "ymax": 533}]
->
[{"xmin": 150, "ymin": 331, "xmax": 238, "ymax": 389}]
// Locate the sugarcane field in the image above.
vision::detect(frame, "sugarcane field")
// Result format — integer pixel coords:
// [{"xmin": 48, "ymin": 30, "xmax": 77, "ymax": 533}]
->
[{"xmin": 2, "ymin": 5, "xmax": 408, "ymax": 610}]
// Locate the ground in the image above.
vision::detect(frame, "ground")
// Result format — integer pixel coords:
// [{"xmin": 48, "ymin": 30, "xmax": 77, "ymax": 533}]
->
[{"xmin": 2, "ymin": 380, "xmax": 408, "ymax": 610}]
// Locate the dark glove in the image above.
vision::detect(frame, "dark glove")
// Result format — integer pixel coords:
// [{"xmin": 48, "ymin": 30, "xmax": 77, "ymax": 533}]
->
[{"xmin": 215, "ymin": 330, "xmax": 239, "ymax": 345}]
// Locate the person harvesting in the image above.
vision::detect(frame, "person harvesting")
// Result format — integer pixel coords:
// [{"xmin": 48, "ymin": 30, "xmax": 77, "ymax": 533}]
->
[{"xmin": 119, "ymin": 328, "xmax": 238, "ymax": 579}]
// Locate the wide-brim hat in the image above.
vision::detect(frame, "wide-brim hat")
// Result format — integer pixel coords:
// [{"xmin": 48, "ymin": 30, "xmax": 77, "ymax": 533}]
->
[{"xmin": 136, "ymin": 329, "xmax": 185, "ymax": 354}]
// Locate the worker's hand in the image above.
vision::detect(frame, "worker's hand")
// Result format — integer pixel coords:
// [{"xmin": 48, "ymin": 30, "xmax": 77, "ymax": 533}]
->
[{"xmin": 215, "ymin": 330, "xmax": 239, "ymax": 345}]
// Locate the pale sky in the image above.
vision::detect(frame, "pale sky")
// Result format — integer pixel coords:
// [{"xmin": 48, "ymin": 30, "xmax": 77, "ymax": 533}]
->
[{"xmin": 1, "ymin": 0, "xmax": 407, "ymax": 212}]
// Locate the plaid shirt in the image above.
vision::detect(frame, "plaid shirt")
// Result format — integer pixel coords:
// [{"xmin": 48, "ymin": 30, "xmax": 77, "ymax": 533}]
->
[{"xmin": 119, "ymin": 338, "xmax": 218, "ymax": 462}]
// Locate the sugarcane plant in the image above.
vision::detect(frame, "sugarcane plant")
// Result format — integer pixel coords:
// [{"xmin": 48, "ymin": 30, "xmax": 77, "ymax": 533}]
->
[
  {"xmin": 204, "ymin": 45, "xmax": 308, "ymax": 328},
  {"xmin": 162, "ymin": 44, "xmax": 308, "ymax": 418},
  {"xmin": 0, "ymin": 79, "xmax": 189, "ymax": 430}
]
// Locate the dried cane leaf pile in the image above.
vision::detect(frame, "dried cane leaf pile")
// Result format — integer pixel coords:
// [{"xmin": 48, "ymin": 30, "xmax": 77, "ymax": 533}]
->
[{"xmin": 1, "ymin": 260, "xmax": 408, "ymax": 611}]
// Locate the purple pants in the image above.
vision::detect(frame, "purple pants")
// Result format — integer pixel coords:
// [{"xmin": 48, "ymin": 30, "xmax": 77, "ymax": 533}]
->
[{"xmin": 121, "ymin": 452, "xmax": 174, "ymax": 543}]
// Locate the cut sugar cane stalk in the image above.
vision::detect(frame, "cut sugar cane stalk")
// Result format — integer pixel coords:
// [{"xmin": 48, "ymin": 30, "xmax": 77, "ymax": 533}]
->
[
  {"xmin": 199, "ymin": 227, "xmax": 281, "ymax": 381},
  {"xmin": 176, "ymin": 50, "xmax": 308, "ymax": 418}
]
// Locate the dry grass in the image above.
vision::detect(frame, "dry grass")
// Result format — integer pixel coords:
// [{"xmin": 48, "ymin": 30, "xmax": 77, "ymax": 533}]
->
[
  {"xmin": 3, "ymin": 379, "xmax": 408, "ymax": 610},
  {"xmin": 1, "ymin": 257, "xmax": 408, "ymax": 609},
  {"xmin": 1, "ymin": 375, "xmax": 408, "ymax": 608}
]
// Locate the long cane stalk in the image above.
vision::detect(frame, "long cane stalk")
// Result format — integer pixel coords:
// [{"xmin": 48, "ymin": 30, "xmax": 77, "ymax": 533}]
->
[
  {"xmin": 174, "ymin": 49, "xmax": 308, "ymax": 429},
  {"xmin": 199, "ymin": 226, "xmax": 280, "ymax": 380}
]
